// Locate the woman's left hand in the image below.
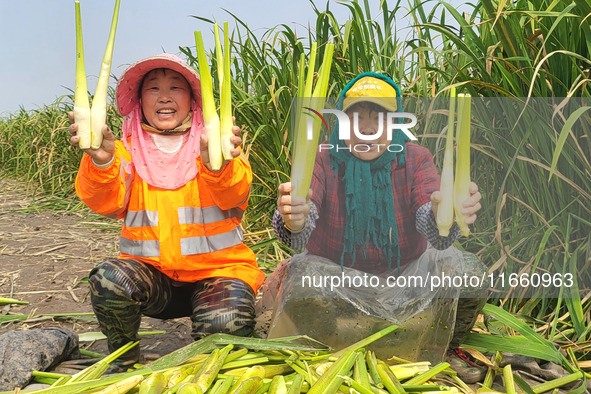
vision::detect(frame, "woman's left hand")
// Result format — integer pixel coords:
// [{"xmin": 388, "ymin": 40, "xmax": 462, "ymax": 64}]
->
[
  {"xmin": 200, "ymin": 116, "xmax": 242, "ymax": 172},
  {"xmin": 430, "ymin": 182, "xmax": 482, "ymax": 225}
]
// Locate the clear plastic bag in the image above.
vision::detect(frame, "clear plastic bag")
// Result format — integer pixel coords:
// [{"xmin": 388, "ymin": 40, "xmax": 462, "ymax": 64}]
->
[{"xmin": 259, "ymin": 246, "xmax": 482, "ymax": 363}]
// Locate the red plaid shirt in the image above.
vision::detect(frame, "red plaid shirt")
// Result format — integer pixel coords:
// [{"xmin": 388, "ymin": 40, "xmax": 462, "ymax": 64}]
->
[{"xmin": 306, "ymin": 143, "xmax": 439, "ymax": 273}]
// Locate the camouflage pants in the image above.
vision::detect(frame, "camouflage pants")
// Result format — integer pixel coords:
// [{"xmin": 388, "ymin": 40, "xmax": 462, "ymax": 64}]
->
[{"xmin": 88, "ymin": 259, "xmax": 255, "ymax": 359}]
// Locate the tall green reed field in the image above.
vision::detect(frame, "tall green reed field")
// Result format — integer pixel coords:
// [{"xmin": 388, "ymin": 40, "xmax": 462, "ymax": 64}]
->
[
  {"xmin": 0, "ymin": 89, "xmax": 121, "ymax": 211},
  {"xmin": 412, "ymin": 0, "xmax": 591, "ymax": 343},
  {"xmin": 0, "ymin": 98, "xmax": 74, "ymax": 198},
  {"xmin": 181, "ymin": 0, "xmax": 590, "ymax": 272},
  {"xmin": 180, "ymin": 0, "xmax": 591, "ymax": 349},
  {"xmin": 1, "ymin": 0, "xmax": 590, "ymax": 342}
]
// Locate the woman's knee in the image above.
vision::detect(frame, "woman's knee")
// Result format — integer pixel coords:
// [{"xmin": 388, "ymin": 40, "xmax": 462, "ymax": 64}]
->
[
  {"xmin": 88, "ymin": 259, "xmax": 151, "ymax": 302},
  {"xmin": 191, "ymin": 308, "xmax": 255, "ymax": 338},
  {"xmin": 190, "ymin": 277, "xmax": 255, "ymax": 338}
]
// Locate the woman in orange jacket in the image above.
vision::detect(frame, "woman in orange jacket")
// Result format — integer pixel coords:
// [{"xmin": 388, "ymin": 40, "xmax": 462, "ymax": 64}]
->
[{"xmin": 68, "ymin": 54, "xmax": 264, "ymax": 364}]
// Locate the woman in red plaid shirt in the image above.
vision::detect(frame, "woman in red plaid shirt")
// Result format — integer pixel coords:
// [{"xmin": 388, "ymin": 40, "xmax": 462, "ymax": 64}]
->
[
  {"xmin": 266, "ymin": 73, "xmax": 485, "ymax": 365},
  {"xmin": 274, "ymin": 72, "xmax": 482, "ymax": 272}
]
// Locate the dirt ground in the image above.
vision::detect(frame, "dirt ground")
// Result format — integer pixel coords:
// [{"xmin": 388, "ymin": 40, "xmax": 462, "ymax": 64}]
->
[{"xmin": 0, "ymin": 177, "xmax": 194, "ymax": 361}]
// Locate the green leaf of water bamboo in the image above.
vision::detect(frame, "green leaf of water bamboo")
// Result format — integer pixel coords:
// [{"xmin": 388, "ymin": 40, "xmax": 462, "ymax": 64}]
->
[
  {"xmin": 549, "ymin": 106, "xmax": 591, "ymax": 181},
  {"xmin": 148, "ymin": 334, "xmax": 327, "ymax": 371},
  {"xmin": 78, "ymin": 330, "xmax": 166, "ymax": 342},
  {"xmin": 564, "ymin": 249, "xmax": 585, "ymax": 339},
  {"xmin": 463, "ymin": 334, "xmax": 565, "ymax": 366}
]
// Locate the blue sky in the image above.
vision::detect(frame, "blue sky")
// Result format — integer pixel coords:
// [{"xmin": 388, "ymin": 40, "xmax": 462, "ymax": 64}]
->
[
  {"xmin": 0, "ymin": 0, "xmax": 353, "ymax": 116},
  {"xmin": 0, "ymin": 0, "xmax": 465, "ymax": 116}
]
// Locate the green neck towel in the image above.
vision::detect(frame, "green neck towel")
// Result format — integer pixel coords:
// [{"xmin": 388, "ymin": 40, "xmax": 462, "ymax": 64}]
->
[{"xmin": 329, "ymin": 72, "xmax": 409, "ymax": 271}]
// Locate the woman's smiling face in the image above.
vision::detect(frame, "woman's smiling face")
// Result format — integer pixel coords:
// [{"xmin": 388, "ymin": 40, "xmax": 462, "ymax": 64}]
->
[{"xmin": 140, "ymin": 68, "xmax": 192, "ymax": 130}]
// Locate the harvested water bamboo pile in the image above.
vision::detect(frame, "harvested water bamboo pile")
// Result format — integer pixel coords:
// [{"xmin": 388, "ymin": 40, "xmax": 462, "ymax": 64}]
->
[
  {"xmin": 23, "ymin": 327, "xmax": 468, "ymax": 394},
  {"xmin": 15, "ymin": 324, "xmax": 590, "ymax": 394}
]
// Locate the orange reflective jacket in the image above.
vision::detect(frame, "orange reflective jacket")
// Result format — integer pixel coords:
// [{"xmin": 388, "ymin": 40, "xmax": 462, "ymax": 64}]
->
[{"xmin": 75, "ymin": 140, "xmax": 264, "ymax": 292}]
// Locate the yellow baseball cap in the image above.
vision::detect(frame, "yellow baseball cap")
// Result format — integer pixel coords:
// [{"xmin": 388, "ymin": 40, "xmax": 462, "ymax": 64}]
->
[{"xmin": 342, "ymin": 76, "xmax": 398, "ymax": 112}]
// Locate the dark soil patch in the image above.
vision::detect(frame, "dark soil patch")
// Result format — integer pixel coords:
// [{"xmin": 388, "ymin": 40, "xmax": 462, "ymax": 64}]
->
[{"xmin": 0, "ymin": 177, "xmax": 193, "ymax": 361}]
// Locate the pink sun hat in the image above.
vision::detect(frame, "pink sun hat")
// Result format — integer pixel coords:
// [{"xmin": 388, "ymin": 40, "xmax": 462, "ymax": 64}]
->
[{"xmin": 116, "ymin": 53, "xmax": 202, "ymax": 117}]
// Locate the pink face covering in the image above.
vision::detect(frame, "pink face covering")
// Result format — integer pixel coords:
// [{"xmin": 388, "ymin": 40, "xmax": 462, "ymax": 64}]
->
[{"xmin": 122, "ymin": 102, "xmax": 204, "ymax": 189}]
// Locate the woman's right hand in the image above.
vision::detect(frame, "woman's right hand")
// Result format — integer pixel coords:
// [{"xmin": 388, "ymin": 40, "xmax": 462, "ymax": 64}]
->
[
  {"xmin": 277, "ymin": 182, "xmax": 312, "ymax": 232},
  {"xmin": 68, "ymin": 111, "xmax": 116, "ymax": 165}
]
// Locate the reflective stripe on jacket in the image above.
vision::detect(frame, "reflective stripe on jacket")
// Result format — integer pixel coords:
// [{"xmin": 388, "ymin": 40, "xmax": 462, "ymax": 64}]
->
[{"xmin": 75, "ymin": 140, "xmax": 264, "ymax": 292}]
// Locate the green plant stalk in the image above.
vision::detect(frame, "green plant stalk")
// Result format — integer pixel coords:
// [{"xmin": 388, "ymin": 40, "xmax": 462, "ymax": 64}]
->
[
  {"xmin": 307, "ymin": 350, "xmax": 358, "ymax": 394},
  {"xmin": 254, "ymin": 380, "xmax": 272, "ymax": 394},
  {"xmin": 483, "ymin": 352, "xmax": 502, "ymax": 388},
  {"xmin": 208, "ymin": 378, "xmax": 225, "ymax": 394},
  {"xmin": 0, "ymin": 297, "xmax": 28, "ymax": 305},
  {"xmin": 290, "ymin": 43, "xmax": 316, "ymax": 200},
  {"xmin": 301, "ymin": 359, "xmax": 321, "ymax": 385},
  {"xmin": 220, "ymin": 21, "xmax": 234, "ymax": 160},
  {"xmin": 94, "ymin": 374, "xmax": 144, "ymax": 394},
  {"xmin": 78, "ymin": 330, "xmax": 165, "ymax": 342},
  {"xmin": 286, "ymin": 374, "xmax": 304, "ymax": 394},
  {"xmin": 65, "ymin": 341, "xmax": 139, "ymax": 384},
  {"xmin": 442, "ymin": 368, "xmax": 472, "ymax": 393},
  {"xmin": 285, "ymin": 358, "xmax": 316, "ymax": 385},
  {"xmin": 222, "ymin": 357, "xmax": 270, "ymax": 370},
  {"xmin": 149, "ymin": 333, "xmax": 325, "ymax": 371},
  {"xmin": 377, "ymin": 362, "xmax": 406, "ymax": 393},
  {"xmin": 340, "ymin": 375, "xmax": 375, "ymax": 394},
  {"xmin": 230, "ymin": 376, "xmax": 263, "ymax": 394},
  {"xmin": 138, "ymin": 372, "xmax": 167, "ymax": 394},
  {"xmin": 365, "ymin": 351, "xmax": 383, "ymax": 387},
  {"xmin": 401, "ymin": 385, "xmax": 455, "ymax": 392},
  {"xmin": 311, "ymin": 44, "xmax": 334, "ymax": 99},
  {"xmin": 89, "ymin": 0, "xmax": 120, "ymax": 149},
  {"xmin": 404, "ymin": 363, "xmax": 450, "ymax": 386},
  {"xmin": 386, "ymin": 356, "xmax": 415, "ymax": 365},
  {"xmin": 334, "ymin": 325, "xmax": 398, "ymax": 357},
  {"xmin": 267, "ymin": 375, "xmax": 287, "ymax": 394},
  {"xmin": 353, "ymin": 351, "xmax": 372, "ymax": 389},
  {"xmin": 184, "ymin": 354, "xmax": 210, "ymax": 366},
  {"xmin": 503, "ymin": 365, "xmax": 516, "ymax": 394},
  {"xmin": 453, "ymin": 93, "xmax": 471, "ymax": 237},
  {"xmin": 33, "ymin": 377, "xmax": 59, "ymax": 386},
  {"xmin": 436, "ymin": 86, "xmax": 456, "ymax": 236},
  {"xmin": 303, "ymin": 42, "xmax": 317, "ymax": 98},
  {"xmin": 193, "ymin": 346, "xmax": 230, "ymax": 392},
  {"xmin": 224, "ymin": 349, "xmax": 250, "ymax": 364},
  {"xmin": 166, "ymin": 366, "xmax": 195, "ymax": 392},
  {"xmin": 29, "ymin": 369, "xmax": 152, "ymax": 394},
  {"xmin": 194, "ymin": 30, "xmax": 222, "ymax": 171},
  {"xmin": 224, "ymin": 364, "xmax": 292, "ymax": 379},
  {"xmin": 296, "ymin": 52, "xmax": 305, "ymax": 99},
  {"xmin": 32, "ymin": 371, "xmax": 71, "ymax": 380},
  {"xmin": 392, "ymin": 362, "xmax": 431, "ymax": 371},
  {"xmin": 177, "ymin": 383, "xmax": 204, "ymax": 394},
  {"xmin": 211, "ymin": 375, "xmax": 235, "ymax": 394},
  {"xmin": 390, "ymin": 366, "xmax": 420, "ymax": 381},
  {"xmin": 51, "ymin": 377, "xmax": 72, "ymax": 387},
  {"xmin": 531, "ymin": 371, "xmax": 584, "ymax": 393},
  {"xmin": 229, "ymin": 366, "xmax": 265, "ymax": 394},
  {"xmin": 0, "ymin": 312, "xmax": 96, "ymax": 324},
  {"xmin": 260, "ymin": 365, "xmax": 294, "ymax": 379},
  {"xmin": 171, "ymin": 369, "xmax": 202, "ymax": 394},
  {"xmin": 213, "ymin": 23, "xmax": 224, "ymax": 95},
  {"xmin": 73, "ymin": 1, "xmax": 91, "ymax": 150},
  {"xmin": 291, "ymin": 43, "xmax": 334, "ymax": 199}
]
